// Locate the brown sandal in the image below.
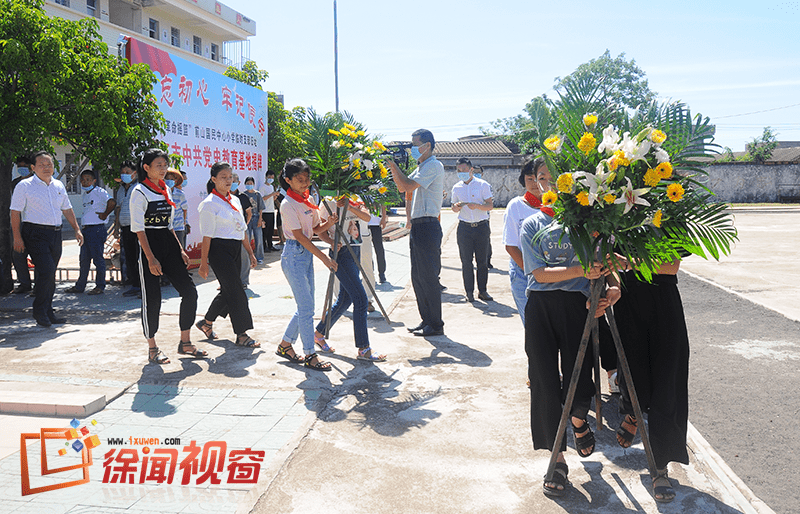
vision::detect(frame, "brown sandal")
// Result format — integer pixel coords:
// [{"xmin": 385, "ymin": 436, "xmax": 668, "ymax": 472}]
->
[
  {"xmin": 195, "ymin": 319, "xmax": 217, "ymax": 340},
  {"xmin": 177, "ymin": 341, "xmax": 208, "ymax": 358}
]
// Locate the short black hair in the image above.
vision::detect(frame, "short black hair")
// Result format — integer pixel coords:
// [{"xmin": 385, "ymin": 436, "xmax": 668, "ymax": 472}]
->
[
  {"xmin": 519, "ymin": 156, "xmax": 547, "ymax": 187},
  {"xmin": 456, "ymin": 157, "xmax": 472, "ymax": 166},
  {"xmin": 30, "ymin": 151, "xmax": 54, "ymax": 166},
  {"xmin": 208, "ymin": 161, "xmax": 232, "ymax": 193},
  {"xmin": 16, "ymin": 155, "xmax": 32, "ymax": 167},
  {"xmin": 80, "ymin": 169, "xmax": 97, "ymax": 179},
  {"xmin": 412, "ymin": 129, "xmax": 435, "ymax": 151},
  {"xmin": 120, "ymin": 160, "xmax": 136, "ymax": 172},
  {"xmin": 266, "ymin": 170, "xmax": 275, "ymax": 177},
  {"xmin": 244, "ymin": 176, "xmax": 255, "ymax": 184}
]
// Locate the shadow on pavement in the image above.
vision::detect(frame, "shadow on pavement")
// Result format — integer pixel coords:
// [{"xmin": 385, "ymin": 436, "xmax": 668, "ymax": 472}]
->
[{"xmin": 408, "ymin": 335, "xmax": 492, "ymax": 368}]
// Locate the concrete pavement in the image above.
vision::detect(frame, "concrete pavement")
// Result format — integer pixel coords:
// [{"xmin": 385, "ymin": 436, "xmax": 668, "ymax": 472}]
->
[{"xmin": 0, "ymin": 207, "xmax": 788, "ymax": 513}]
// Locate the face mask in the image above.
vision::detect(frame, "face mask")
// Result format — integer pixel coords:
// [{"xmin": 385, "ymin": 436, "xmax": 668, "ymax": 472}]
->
[
  {"xmin": 267, "ymin": 178, "xmax": 274, "ymax": 184},
  {"xmin": 231, "ymin": 182, "xmax": 239, "ymax": 191},
  {"xmin": 181, "ymin": 178, "xmax": 187, "ymax": 186},
  {"xmin": 165, "ymin": 179, "xmax": 175, "ymax": 188},
  {"xmin": 410, "ymin": 145, "xmax": 422, "ymax": 160},
  {"xmin": 17, "ymin": 167, "xmax": 29, "ymax": 177},
  {"xmin": 457, "ymin": 172, "xmax": 471, "ymax": 182},
  {"xmin": 81, "ymin": 185, "xmax": 94, "ymax": 192},
  {"xmin": 473, "ymin": 173, "xmax": 482, "ymax": 179},
  {"xmin": 121, "ymin": 173, "xmax": 133, "ymax": 184},
  {"xmin": 245, "ymin": 184, "xmax": 254, "ymax": 191}
]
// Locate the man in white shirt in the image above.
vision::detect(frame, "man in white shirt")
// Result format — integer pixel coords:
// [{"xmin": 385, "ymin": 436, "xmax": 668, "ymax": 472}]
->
[
  {"xmin": 65, "ymin": 169, "xmax": 115, "ymax": 295},
  {"xmin": 258, "ymin": 170, "xmax": 279, "ymax": 252},
  {"xmin": 10, "ymin": 151, "xmax": 84, "ymax": 326},
  {"xmin": 451, "ymin": 158, "xmax": 494, "ymax": 302}
]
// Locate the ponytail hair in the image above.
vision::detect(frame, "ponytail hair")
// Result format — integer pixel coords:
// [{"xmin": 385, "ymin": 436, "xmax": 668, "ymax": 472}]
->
[
  {"xmin": 280, "ymin": 158, "xmax": 310, "ymax": 191},
  {"xmin": 207, "ymin": 161, "xmax": 232, "ymax": 193}
]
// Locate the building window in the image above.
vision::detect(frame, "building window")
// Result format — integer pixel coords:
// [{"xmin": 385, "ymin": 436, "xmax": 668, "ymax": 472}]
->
[
  {"xmin": 148, "ymin": 19, "xmax": 159, "ymax": 40},
  {"xmin": 54, "ymin": 0, "xmax": 70, "ymax": 7},
  {"xmin": 86, "ymin": 0, "xmax": 96, "ymax": 17},
  {"xmin": 171, "ymin": 27, "xmax": 180, "ymax": 48},
  {"xmin": 193, "ymin": 36, "xmax": 202, "ymax": 55},
  {"xmin": 210, "ymin": 44, "xmax": 219, "ymax": 62}
]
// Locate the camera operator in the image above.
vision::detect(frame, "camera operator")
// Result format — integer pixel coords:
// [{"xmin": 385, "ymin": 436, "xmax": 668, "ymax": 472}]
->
[{"xmin": 386, "ymin": 129, "xmax": 445, "ymax": 337}]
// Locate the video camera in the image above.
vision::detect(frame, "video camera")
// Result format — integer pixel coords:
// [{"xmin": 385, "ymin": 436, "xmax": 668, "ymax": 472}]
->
[{"xmin": 381, "ymin": 143, "xmax": 412, "ymax": 170}]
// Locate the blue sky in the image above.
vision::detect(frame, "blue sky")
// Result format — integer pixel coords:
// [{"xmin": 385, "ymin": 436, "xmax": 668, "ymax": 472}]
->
[{"xmin": 222, "ymin": 0, "xmax": 800, "ymax": 151}]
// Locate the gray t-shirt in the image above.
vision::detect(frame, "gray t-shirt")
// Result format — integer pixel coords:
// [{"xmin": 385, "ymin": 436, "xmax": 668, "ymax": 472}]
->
[{"xmin": 409, "ymin": 156, "xmax": 444, "ymax": 219}]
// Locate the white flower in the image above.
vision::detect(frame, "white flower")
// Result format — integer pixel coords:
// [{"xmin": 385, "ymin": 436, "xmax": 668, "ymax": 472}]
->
[
  {"xmin": 597, "ymin": 125, "xmax": 620, "ymax": 154},
  {"xmin": 654, "ymin": 147, "xmax": 670, "ymax": 163},
  {"xmin": 573, "ymin": 171, "xmax": 610, "ymax": 206},
  {"xmin": 354, "ymin": 142, "xmax": 364, "ymax": 150},
  {"xmin": 362, "ymin": 159, "xmax": 374, "ymax": 171},
  {"xmin": 331, "ymin": 140, "xmax": 342, "ymax": 149},
  {"xmin": 349, "ymin": 151, "xmax": 362, "ymax": 163},
  {"xmin": 631, "ymin": 139, "xmax": 651, "ymax": 161},
  {"xmin": 614, "ymin": 177, "xmax": 651, "ymax": 214}
]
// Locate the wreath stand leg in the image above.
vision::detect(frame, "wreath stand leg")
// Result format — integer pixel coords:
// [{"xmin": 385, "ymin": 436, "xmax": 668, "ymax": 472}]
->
[{"xmin": 544, "ymin": 278, "xmax": 658, "ymax": 485}]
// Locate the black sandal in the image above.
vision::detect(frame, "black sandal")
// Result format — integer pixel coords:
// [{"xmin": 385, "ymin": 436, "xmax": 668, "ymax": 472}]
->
[
  {"xmin": 195, "ymin": 319, "xmax": 217, "ymax": 340},
  {"xmin": 652, "ymin": 468, "xmax": 676, "ymax": 503},
  {"xmin": 617, "ymin": 414, "xmax": 638, "ymax": 448},
  {"xmin": 276, "ymin": 343, "xmax": 304, "ymax": 363},
  {"xmin": 543, "ymin": 461, "xmax": 569, "ymax": 497},
  {"xmin": 235, "ymin": 333, "xmax": 260, "ymax": 348},
  {"xmin": 571, "ymin": 418, "xmax": 595, "ymax": 458},
  {"xmin": 148, "ymin": 347, "xmax": 169, "ymax": 364},
  {"xmin": 303, "ymin": 353, "xmax": 331, "ymax": 372},
  {"xmin": 177, "ymin": 341, "xmax": 208, "ymax": 358}
]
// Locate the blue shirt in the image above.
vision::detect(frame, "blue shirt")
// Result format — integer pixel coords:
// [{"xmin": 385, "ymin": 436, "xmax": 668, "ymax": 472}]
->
[
  {"xmin": 409, "ymin": 155, "xmax": 444, "ymax": 219},
  {"xmin": 171, "ymin": 187, "xmax": 188, "ymax": 230},
  {"xmin": 520, "ymin": 211, "xmax": 590, "ymax": 295}
]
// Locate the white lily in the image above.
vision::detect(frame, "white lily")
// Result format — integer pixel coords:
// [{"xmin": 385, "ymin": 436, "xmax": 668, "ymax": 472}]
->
[
  {"xmin": 597, "ymin": 124, "xmax": 620, "ymax": 154},
  {"xmin": 614, "ymin": 177, "xmax": 651, "ymax": 214},
  {"xmin": 574, "ymin": 171, "xmax": 610, "ymax": 206},
  {"xmin": 354, "ymin": 142, "xmax": 364, "ymax": 150},
  {"xmin": 331, "ymin": 140, "xmax": 342, "ymax": 149},
  {"xmin": 654, "ymin": 147, "xmax": 670, "ymax": 164},
  {"xmin": 631, "ymin": 139, "xmax": 651, "ymax": 161},
  {"xmin": 362, "ymin": 159, "xmax": 374, "ymax": 171}
]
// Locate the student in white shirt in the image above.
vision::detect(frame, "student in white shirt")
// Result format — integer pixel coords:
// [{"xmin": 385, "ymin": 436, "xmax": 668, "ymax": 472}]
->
[
  {"xmin": 65, "ymin": 169, "xmax": 115, "ymax": 295},
  {"xmin": 258, "ymin": 170, "xmax": 279, "ymax": 252},
  {"xmin": 195, "ymin": 162, "xmax": 259, "ymax": 348}
]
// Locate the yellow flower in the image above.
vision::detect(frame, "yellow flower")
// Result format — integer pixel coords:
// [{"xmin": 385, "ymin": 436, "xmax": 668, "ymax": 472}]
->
[
  {"xmin": 542, "ymin": 190, "xmax": 558, "ymax": 206},
  {"xmin": 356, "ymin": 130, "xmax": 365, "ymax": 136},
  {"xmin": 577, "ymin": 132, "xmax": 597, "ymax": 155},
  {"xmin": 607, "ymin": 157, "xmax": 619, "ymax": 171},
  {"xmin": 378, "ymin": 186, "xmax": 388, "ymax": 194},
  {"xmin": 603, "ymin": 193, "xmax": 616, "ymax": 204},
  {"xmin": 655, "ymin": 162, "xmax": 673, "ymax": 179},
  {"xmin": 374, "ymin": 141, "xmax": 387, "ymax": 152},
  {"xmin": 613, "ymin": 150, "xmax": 630, "ymax": 167},
  {"xmin": 583, "ymin": 113, "xmax": 598, "ymax": 127},
  {"xmin": 556, "ymin": 172, "xmax": 574, "ymax": 193},
  {"xmin": 544, "ymin": 135, "xmax": 562, "ymax": 153},
  {"xmin": 576, "ymin": 191, "xmax": 590, "ymax": 206},
  {"xmin": 366, "ymin": 170, "xmax": 373, "ymax": 178},
  {"xmin": 328, "ymin": 129, "xmax": 340, "ymax": 136},
  {"xmin": 354, "ymin": 172, "xmax": 361, "ymax": 179},
  {"xmin": 379, "ymin": 164, "xmax": 388, "ymax": 179},
  {"xmin": 344, "ymin": 123, "xmax": 357, "ymax": 131},
  {"xmin": 643, "ymin": 168, "xmax": 661, "ymax": 187},
  {"xmin": 342, "ymin": 164, "xmax": 350, "ymax": 170},
  {"xmin": 650, "ymin": 129, "xmax": 667, "ymax": 144},
  {"xmin": 652, "ymin": 209, "xmax": 663, "ymax": 228},
  {"xmin": 667, "ymin": 183, "xmax": 685, "ymax": 202},
  {"xmin": 352, "ymin": 158, "xmax": 361, "ymax": 168}
]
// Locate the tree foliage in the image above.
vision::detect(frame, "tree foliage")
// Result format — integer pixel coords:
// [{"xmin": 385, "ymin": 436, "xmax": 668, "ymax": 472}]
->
[
  {"xmin": 744, "ymin": 126, "xmax": 778, "ymax": 163},
  {"xmin": 224, "ymin": 60, "xmax": 269, "ymax": 90},
  {"xmin": 267, "ymin": 93, "xmax": 305, "ymax": 173},
  {"xmin": 0, "ymin": 0, "xmax": 165, "ymax": 291}
]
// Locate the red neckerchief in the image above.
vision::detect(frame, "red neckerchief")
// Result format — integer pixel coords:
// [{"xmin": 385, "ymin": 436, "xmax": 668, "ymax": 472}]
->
[
  {"xmin": 286, "ymin": 187, "xmax": 319, "ymax": 210},
  {"xmin": 212, "ymin": 189, "xmax": 239, "ymax": 212},
  {"xmin": 524, "ymin": 191, "xmax": 554, "ymax": 217},
  {"xmin": 144, "ymin": 178, "xmax": 177, "ymax": 208}
]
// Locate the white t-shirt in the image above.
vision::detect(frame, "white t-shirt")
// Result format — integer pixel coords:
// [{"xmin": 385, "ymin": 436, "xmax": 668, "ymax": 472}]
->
[
  {"xmin": 198, "ymin": 192, "xmax": 247, "ymax": 240},
  {"xmin": 258, "ymin": 183, "xmax": 276, "ymax": 213},
  {"xmin": 10, "ymin": 174, "xmax": 72, "ymax": 226},
  {"xmin": 280, "ymin": 196, "xmax": 321, "ymax": 240},
  {"xmin": 451, "ymin": 178, "xmax": 492, "ymax": 223},
  {"xmin": 81, "ymin": 186, "xmax": 111, "ymax": 226},
  {"xmin": 503, "ymin": 195, "xmax": 540, "ymax": 249}
]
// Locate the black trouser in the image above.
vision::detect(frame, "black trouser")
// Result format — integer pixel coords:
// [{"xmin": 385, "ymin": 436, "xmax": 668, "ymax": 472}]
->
[
  {"xmin": 261, "ymin": 212, "xmax": 275, "ymax": 250},
  {"xmin": 120, "ymin": 225, "xmax": 140, "ymax": 286},
  {"xmin": 369, "ymin": 225, "xmax": 386, "ymax": 277},
  {"xmin": 409, "ymin": 217, "xmax": 443, "ymax": 330},
  {"xmin": 204, "ymin": 238, "xmax": 253, "ymax": 334},
  {"xmin": 526, "ymin": 289, "xmax": 596, "ymax": 452},
  {"xmin": 615, "ymin": 272, "xmax": 689, "ymax": 468},
  {"xmin": 21, "ymin": 223, "xmax": 62, "ymax": 320},
  {"xmin": 139, "ymin": 229, "xmax": 197, "ymax": 339},
  {"xmin": 456, "ymin": 220, "xmax": 490, "ymax": 294},
  {"xmin": 12, "ymin": 242, "xmax": 32, "ymax": 287}
]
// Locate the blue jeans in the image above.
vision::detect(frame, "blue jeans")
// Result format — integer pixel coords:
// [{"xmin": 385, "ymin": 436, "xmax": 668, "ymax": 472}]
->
[
  {"xmin": 509, "ymin": 260, "xmax": 528, "ymax": 327},
  {"xmin": 76, "ymin": 224, "xmax": 106, "ymax": 291},
  {"xmin": 281, "ymin": 240, "xmax": 316, "ymax": 355},
  {"xmin": 247, "ymin": 221, "xmax": 264, "ymax": 261},
  {"xmin": 316, "ymin": 246, "xmax": 369, "ymax": 348}
]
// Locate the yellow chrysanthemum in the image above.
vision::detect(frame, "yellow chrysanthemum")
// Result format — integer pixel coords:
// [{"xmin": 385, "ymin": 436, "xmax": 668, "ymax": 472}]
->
[
  {"xmin": 650, "ymin": 129, "xmax": 667, "ymax": 144},
  {"xmin": 542, "ymin": 190, "xmax": 558, "ymax": 206},
  {"xmin": 342, "ymin": 164, "xmax": 350, "ymax": 170},
  {"xmin": 353, "ymin": 172, "xmax": 361, "ymax": 179},
  {"xmin": 583, "ymin": 114, "xmax": 598, "ymax": 127},
  {"xmin": 607, "ymin": 157, "xmax": 619, "ymax": 172},
  {"xmin": 577, "ymin": 132, "xmax": 597, "ymax": 155},
  {"xmin": 544, "ymin": 135, "xmax": 561, "ymax": 152},
  {"xmin": 344, "ymin": 123, "xmax": 357, "ymax": 131},
  {"xmin": 644, "ymin": 168, "xmax": 661, "ymax": 187},
  {"xmin": 366, "ymin": 170, "xmax": 373, "ymax": 178},
  {"xmin": 613, "ymin": 150, "xmax": 630, "ymax": 167},
  {"xmin": 655, "ymin": 162, "xmax": 673, "ymax": 179},
  {"xmin": 378, "ymin": 186, "xmax": 388, "ymax": 194},
  {"xmin": 667, "ymin": 183, "xmax": 685, "ymax": 202},
  {"xmin": 328, "ymin": 129, "xmax": 340, "ymax": 136},
  {"xmin": 603, "ymin": 193, "xmax": 616, "ymax": 204},
  {"xmin": 556, "ymin": 173, "xmax": 574, "ymax": 193},
  {"xmin": 356, "ymin": 130, "xmax": 365, "ymax": 136},
  {"xmin": 576, "ymin": 191, "xmax": 590, "ymax": 206},
  {"xmin": 652, "ymin": 209, "xmax": 663, "ymax": 228}
]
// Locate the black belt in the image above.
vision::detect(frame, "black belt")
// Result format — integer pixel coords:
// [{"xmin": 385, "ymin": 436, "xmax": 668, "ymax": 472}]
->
[
  {"xmin": 411, "ymin": 216, "xmax": 439, "ymax": 225},
  {"xmin": 23, "ymin": 222, "xmax": 61, "ymax": 231},
  {"xmin": 460, "ymin": 220, "xmax": 488, "ymax": 228}
]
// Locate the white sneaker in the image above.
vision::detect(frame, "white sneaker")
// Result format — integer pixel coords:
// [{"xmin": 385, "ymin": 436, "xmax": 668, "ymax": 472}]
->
[{"xmin": 608, "ymin": 371, "xmax": 619, "ymax": 394}]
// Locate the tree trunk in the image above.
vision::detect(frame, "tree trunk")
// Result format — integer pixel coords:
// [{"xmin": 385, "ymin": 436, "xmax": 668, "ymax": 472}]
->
[{"xmin": 0, "ymin": 158, "xmax": 14, "ymax": 293}]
